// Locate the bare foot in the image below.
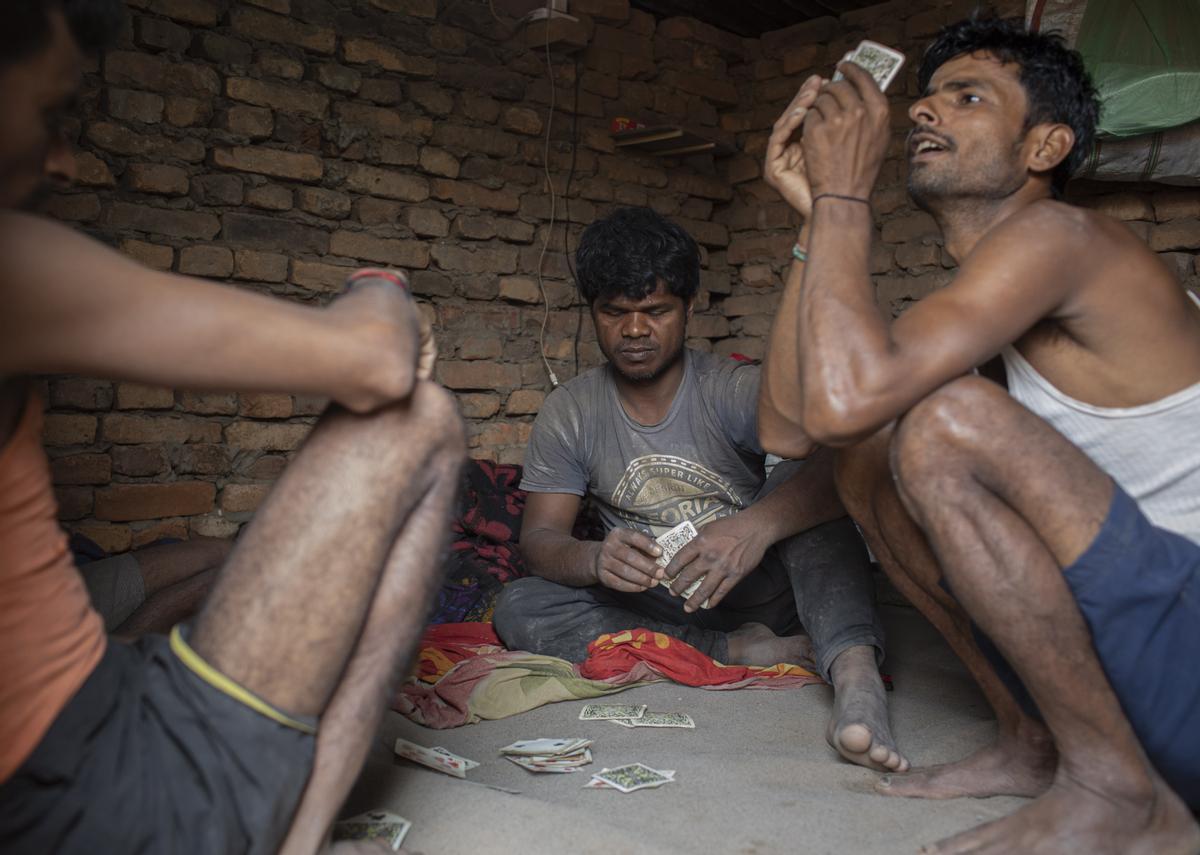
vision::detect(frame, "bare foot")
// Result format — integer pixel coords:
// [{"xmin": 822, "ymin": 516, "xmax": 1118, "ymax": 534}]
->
[
  {"xmin": 725, "ymin": 622, "xmax": 814, "ymax": 668},
  {"xmin": 826, "ymin": 645, "xmax": 908, "ymax": 773},
  {"xmin": 920, "ymin": 770, "xmax": 1200, "ymax": 854},
  {"xmin": 877, "ymin": 718, "xmax": 1056, "ymax": 799}
]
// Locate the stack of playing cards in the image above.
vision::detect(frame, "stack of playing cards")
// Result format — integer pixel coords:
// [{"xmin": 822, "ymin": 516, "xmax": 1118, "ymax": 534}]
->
[
  {"xmin": 499, "ymin": 737, "xmax": 593, "ymax": 773},
  {"xmin": 393, "ymin": 737, "xmax": 479, "ymax": 779},
  {"xmin": 830, "ymin": 39, "xmax": 907, "ymax": 92},
  {"xmin": 654, "ymin": 520, "xmax": 709, "ymax": 607},
  {"xmin": 584, "ymin": 763, "xmax": 676, "ymax": 792},
  {"xmin": 332, "ymin": 810, "xmax": 412, "ymax": 850},
  {"xmin": 609, "ymin": 710, "xmax": 695, "ymax": 729}
]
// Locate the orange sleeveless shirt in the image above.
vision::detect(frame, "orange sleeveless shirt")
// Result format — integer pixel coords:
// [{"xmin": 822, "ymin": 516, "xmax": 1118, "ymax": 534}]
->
[{"xmin": 0, "ymin": 390, "xmax": 105, "ymax": 782}]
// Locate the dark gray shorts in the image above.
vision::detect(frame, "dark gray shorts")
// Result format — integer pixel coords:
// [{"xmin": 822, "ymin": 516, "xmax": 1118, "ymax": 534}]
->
[
  {"xmin": 80, "ymin": 552, "xmax": 145, "ymax": 630},
  {"xmin": 0, "ymin": 627, "xmax": 317, "ymax": 854}
]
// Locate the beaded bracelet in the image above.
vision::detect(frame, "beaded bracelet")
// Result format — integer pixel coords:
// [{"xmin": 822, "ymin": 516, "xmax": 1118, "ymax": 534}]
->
[
  {"xmin": 344, "ymin": 268, "xmax": 410, "ymax": 293},
  {"xmin": 792, "ymin": 243, "xmax": 809, "ymax": 263}
]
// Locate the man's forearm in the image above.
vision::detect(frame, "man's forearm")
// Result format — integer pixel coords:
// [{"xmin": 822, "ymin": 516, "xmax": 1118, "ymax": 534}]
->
[
  {"xmin": 760, "ymin": 223, "xmax": 819, "ymax": 458},
  {"xmin": 737, "ymin": 449, "xmax": 844, "ymax": 545},
  {"xmin": 521, "ymin": 528, "xmax": 602, "ymax": 587},
  {"xmin": 798, "ymin": 200, "xmax": 893, "ymax": 442}
]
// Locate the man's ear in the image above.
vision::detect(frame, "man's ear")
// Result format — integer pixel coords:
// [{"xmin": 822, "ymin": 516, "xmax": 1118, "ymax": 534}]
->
[
  {"xmin": 1026, "ymin": 123, "xmax": 1075, "ymax": 176},
  {"xmin": 685, "ymin": 298, "xmax": 695, "ymax": 320}
]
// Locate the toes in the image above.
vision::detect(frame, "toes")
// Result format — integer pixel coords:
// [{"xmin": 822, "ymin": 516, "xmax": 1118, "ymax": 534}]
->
[{"xmin": 837, "ymin": 723, "xmax": 874, "ymax": 754}]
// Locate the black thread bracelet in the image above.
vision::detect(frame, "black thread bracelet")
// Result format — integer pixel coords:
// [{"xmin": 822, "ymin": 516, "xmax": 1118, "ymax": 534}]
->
[{"xmin": 813, "ymin": 193, "xmax": 871, "ymax": 207}]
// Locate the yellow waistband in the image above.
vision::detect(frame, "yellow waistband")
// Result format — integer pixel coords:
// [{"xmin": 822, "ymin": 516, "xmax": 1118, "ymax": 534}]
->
[{"xmin": 169, "ymin": 626, "xmax": 317, "ymax": 735}]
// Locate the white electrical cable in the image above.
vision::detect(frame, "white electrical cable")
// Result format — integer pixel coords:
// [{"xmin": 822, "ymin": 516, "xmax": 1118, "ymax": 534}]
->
[{"xmin": 535, "ymin": 0, "xmax": 559, "ymax": 388}]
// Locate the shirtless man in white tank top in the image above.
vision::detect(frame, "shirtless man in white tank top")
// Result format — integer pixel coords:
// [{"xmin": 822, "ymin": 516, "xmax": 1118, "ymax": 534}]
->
[{"xmin": 759, "ymin": 15, "xmax": 1200, "ymax": 855}]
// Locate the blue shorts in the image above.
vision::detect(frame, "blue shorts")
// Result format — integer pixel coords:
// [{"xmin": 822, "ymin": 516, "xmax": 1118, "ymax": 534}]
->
[{"xmin": 972, "ymin": 487, "xmax": 1200, "ymax": 807}]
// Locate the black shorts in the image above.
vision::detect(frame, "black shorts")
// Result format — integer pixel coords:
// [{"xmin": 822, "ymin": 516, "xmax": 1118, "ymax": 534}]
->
[{"xmin": 0, "ymin": 626, "xmax": 317, "ymax": 854}]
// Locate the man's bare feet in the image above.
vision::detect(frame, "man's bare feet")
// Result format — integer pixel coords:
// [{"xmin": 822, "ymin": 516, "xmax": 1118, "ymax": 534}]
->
[
  {"xmin": 826, "ymin": 645, "xmax": 907, "ymax": 773},
  {"xmin": 919, "ymin": 770, "xmax": 1200, "ymax": 854},
  {"xmin": 725, "ymin": 622, "xmax": 814, "ymax": 668},
  {"xmin": 877, "ymin": 718, "xmax": 1056, "ymax": 799}
]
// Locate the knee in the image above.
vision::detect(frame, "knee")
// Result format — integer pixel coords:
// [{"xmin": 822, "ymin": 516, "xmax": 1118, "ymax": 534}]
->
[
  {"xmin": 410, "ymin": 380, "xmax": 466, "ymax": 459},
  {"xmin": 890, "ymin": 375, "xmax": 1006, "ymax": 502},
  {"xmin": 492, "ymin": 577, "xmax": 546, "ymax": 647}
]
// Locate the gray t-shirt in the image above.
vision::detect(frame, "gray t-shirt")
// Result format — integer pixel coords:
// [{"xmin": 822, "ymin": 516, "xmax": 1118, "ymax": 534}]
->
[{"xmin": 521, "ymin": 349, "xmax": 766, "ymax": 540}]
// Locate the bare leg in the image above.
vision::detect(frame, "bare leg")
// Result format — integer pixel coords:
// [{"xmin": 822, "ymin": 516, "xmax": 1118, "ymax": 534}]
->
[
  {"xmin": 188, "ymin": 382, "xmax": 465, "ymax": 854},
  {"xmin": 115, "ymin": 567, "xmax": 215, "ymax": 638},
  {"xmin": 836, "ymin": 427, "xmax": 1055, "ymax": 798},
  {"xmin": 132, "ymin": 536, "xmax": 232, "ymax": 595},
  {"xmin": 892, "ymin": 377, "xmax": 1198, "ymax": 854}
]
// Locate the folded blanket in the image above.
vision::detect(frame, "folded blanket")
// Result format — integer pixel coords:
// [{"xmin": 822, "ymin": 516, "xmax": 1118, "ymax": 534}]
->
[{"xmin": 395, "ymin": 623, "xmax": 823, "ymax": 729}]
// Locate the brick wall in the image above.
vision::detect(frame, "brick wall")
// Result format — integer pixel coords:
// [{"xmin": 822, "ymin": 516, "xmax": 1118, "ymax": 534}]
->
[{"xmin": 42, "ymin": 0, "xmax": 1200, "ymax": 551}]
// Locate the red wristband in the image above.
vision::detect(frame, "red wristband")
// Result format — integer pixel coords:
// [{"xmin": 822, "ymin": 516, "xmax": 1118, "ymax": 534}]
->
[{"xmin": 345, "ymin": 268, "xmax": 410, "ymax": 293}]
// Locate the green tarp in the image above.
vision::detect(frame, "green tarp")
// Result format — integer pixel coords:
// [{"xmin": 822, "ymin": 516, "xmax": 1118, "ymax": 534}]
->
[{"xmin": 1075, "ymin": 0, "xmax": 1200, "ymax": 138}]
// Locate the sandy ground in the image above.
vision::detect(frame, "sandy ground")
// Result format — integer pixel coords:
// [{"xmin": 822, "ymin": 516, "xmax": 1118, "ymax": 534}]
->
[{"xmin": 341, "ymin": 603, "xmax": 1027, "ymax": 854}]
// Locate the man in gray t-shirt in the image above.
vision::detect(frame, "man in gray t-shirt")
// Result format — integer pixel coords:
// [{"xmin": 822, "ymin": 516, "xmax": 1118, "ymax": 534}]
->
[{"xmin": 493, "ymin": 207, "xmax": 900, "ymax": 773}]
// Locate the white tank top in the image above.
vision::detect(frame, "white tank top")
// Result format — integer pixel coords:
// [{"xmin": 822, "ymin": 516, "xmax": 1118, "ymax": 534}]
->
[{"xmin": 1000, "ymin": 303, "xmax": 1200, "ymax": 546}]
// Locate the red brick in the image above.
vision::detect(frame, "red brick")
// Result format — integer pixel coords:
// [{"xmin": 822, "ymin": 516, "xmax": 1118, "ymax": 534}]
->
[
  {"xmin": 407, "ymin": 82, "xmax": 454, "ymax": 116},
  {"xmin": 256, "ymin": 51, "xmax": 305, "ymax": 80},
  {"xmin": 226, "ymin": 105, "xmax": 274, "ymax": 138},
  {"xmin": 241, "ymin": 454, "xmax": 290, "ymax": 479},
  {"xmin": 107, "ymin": 88, "xmax": 164, "ymax": 123},
  {"xmin": 343, "ymin": 38, "xmax": 437, "ymax": 75},
  {"xmin": 1081, "ymin": 193, "xmax": 1155, "ymax": 222},
  {"xmin": 505, "ymin": 389, "xmax": 545, "ymax": 415},
  {"xmin": 112, "ymin": 445, "xmax": 169, "ymax": 477},
  {"xmin": 164, "ymin": 96, "xmax": 212, "ymax": 127},
  {"xmin": 170, "ymin": 444, "xmax": 230, "ymax": 475},
  {"xmin": 152, "ymin": 0, "xmax": 221, "ymax": 26},
  {"xmin": 75, "ymin": 152, "xmax": 115, "ymax": 187},
  {"xmin": 458, "ymin": 337, "xmax": 503, "ymax": 361},
  {"xmin": 51, "ymin": 453, "xmax": 112, "ymax": 485},
  {"xmin": 107, "ymin": 202, "xmax": 219, "ymax": 240},
  {"xmin": 86, "ymin": 122, "xmax": 205, "ymax": 162},
  {"xmin": 343, "ymin": 164, "xmax": 430, "ymax": 201},
  {"xmin": 882, "ymin": 211, "xmax": 939, "ymax": 244},
  {"xmin": 296, "ymin": 187, "xmax": 351, "ymax": 219},
  {"xmin": 116, "ymin": 382, "xmax": 175, "ymax": 410},
  {"xmin": 895, "ymin": 241, "xmax": 942, "ymax": 270},
  {"xmin": 220, "ymin": 484, "xmax": 271, "ymax": 513},
  {"xmin": 428, "ymin": 179, "xmax": 520, "ymax": 213},
  {"xmin": 95, "ymin": 482, "xmax": 216, "ymax": 522},
  {"xmin": 1152, "ymin": 191, "xmax": 1200, "ymax": 222},
  {"xmin": 406, "ymin": 207, "xmax": 450, "ymax": 238},
  {"xmin": 498, "ymin": 276, "xmax": 541, "ymax": 303},
  {"xmin": 225, "ymin": 422, "xmax": 311, "ymax": 451},
  {"xmin": 317, "ymin": 64, "xmax": 362, "ymax": 94},
  {"xmin": 230, "ymin": 7, "xmax": 336, "ymax": 53},
  {"xmin": 239, "ymin": 393, "xmax": 293, "ymax": 418},
  {"xmin": 330, "ymin": 231, "xmax": 430, "ymax": 268},
  {"xmin": 418, "ymin": 147, "xmax": 460, "ymax": 179},
  {"xmin": 123, "ymin": 163, "xmax": 189, "ymax": 196},
  {"xmin": 432, "ymin": 244, "xmax": 518, "ymax": 275},
  {"xmin": 220, "ymin": 213, "xmax": 329, "ymax": 254},
  {"xmin": 104, "ymin": 51, "xmax": 220, "ymax": 95},
  {"xmin": 55, "ymin": 487, "xmax": 93, "ymax": 520},
  {"xmin": 41, "ymin": 193, "xmax": 100, "ymax": 223},
  {"xmin": 234, "ymin": 250, "xmax": 289, "ymax": 282},
  {"xmin": 179, "ymin": 246, "xmax": 235, "ymax": 277},
  {"xmin": 292, "ymin": 260, "xmax": 353, "ymax": 292},
  {"xmin": 51, "ymin": 379, "xmax": 113, "ymax": 411},
  {"xmin": 245, "ymin": 184, "xmax": 293, "ymax": 211},
  {"xmin": 457, "ymin": 393, "xmax": 501, "ymax": 419},
  {"xmin": 43, "ymin": 414, "xmax": 97, "ymax": 446},
  {"xmin": 214, "ymin": 147, "xmax": 323, "ymax": 181},
  {"xmin": 103, "ymin": 414, "xmax": 214, "ymax": 444},
  {"xmin": 226, "ymin": 78, "xmax": 328, "ymax": 118},
  {"xmin": 73, "ymin": 523, "xmax": 131, "ymax": 553},
  {"xmin": 437, "ymin": 361, "xmax": 522, "ymax": 390},
  {"xmin": 1150, "ymin": 219, "xmax": 1200, "ymax": 252},
  {"xmin": 721, "ymin": 293, "xmax": 780, "ymax": 317},
  {"xmin": 179, "ymin": 392, "xmax": 237, "ymax": 415}
]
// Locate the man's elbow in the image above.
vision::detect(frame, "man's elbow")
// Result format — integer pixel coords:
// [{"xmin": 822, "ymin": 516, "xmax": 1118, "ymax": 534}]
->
[
  {"xmin": 759, "ymin": 423, "xmax": 818, "ymax": 460},
  {"xmin": 802, "ymin": 396, "xmax": 877, "ymax": 448}
]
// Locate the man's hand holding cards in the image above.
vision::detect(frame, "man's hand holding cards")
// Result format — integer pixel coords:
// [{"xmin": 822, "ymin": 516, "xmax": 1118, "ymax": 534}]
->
[
  {"xmin": 594, "ymin": 525, "xmax": 665, "ymax": 593},
  {"xmin": 658, "ymin": 515, "xmax": 772, "ymax": 614}
]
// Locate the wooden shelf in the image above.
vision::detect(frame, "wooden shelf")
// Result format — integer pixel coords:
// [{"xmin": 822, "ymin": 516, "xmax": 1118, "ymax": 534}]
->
[{"xmin": 611, "ymin": 125, "xmax": 732, "ymax": 157}]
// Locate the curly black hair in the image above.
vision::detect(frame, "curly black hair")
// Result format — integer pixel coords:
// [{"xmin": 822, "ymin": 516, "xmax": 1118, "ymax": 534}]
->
[
  {"xmin": 575, "ymin": 207, "xmax": 701, "ymax": 306},
  {"xmin": 2, "ymin": 0, "xmax": 125, "ymax": 69},
  {"xmin": 919, "ymin": 15, "xmax": 1100, "ymax": 192}
]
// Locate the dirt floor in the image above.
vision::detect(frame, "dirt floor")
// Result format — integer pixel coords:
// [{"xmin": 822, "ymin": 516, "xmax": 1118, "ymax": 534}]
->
[{"xmin": 341, "ymin": 603, "xmax": 1026, "ymax": 854}]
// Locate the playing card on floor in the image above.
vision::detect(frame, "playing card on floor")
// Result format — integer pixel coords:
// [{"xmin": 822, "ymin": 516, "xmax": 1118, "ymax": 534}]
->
[
  {"xmin": 589, "ymin": 763, "xmax": 674, "ymax": 793},
  {"xmin": 628, "ymin": 711, "xmax": 695, "ymax": 729},
  {"xmin": 331, "ymin": 810, "xmax": 412, "ymax": 850},
  {"xmin": 394, "ymin": 737, "xmax": 474, "ymax": 779},
  {"xmin": 584, "ymin": 769, "xmax": 676, "ymax": 789},
  {"xmin": 579, "ymin": 703, "xmax": 647, "ymax": 721}
]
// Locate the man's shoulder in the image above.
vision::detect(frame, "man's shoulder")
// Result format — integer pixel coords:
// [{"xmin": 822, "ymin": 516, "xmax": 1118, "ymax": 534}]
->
[
  {"xmin": 536, "ymin": 364, "xmax": 607, "ymax": 423},
  {"xmin": 688, "ymin": 349, "xmax": 760, "ymax": 396}
]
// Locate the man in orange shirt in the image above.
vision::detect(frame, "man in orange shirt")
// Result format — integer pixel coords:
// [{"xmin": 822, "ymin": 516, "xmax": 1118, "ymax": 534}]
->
[{"xmin": 0, "ymin": 2, "xmax": 464, "ymax": 853}]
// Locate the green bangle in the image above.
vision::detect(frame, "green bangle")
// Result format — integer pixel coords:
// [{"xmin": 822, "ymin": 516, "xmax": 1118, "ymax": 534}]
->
[{"xmin": 792, "ymin": 243, "xmax": 808, "ymax": 263}]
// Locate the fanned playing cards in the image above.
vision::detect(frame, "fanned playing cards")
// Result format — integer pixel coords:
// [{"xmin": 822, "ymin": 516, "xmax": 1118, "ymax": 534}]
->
[{"xmin": 654, "ymin": 520, "xmax": 708, "ymax": 606}]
